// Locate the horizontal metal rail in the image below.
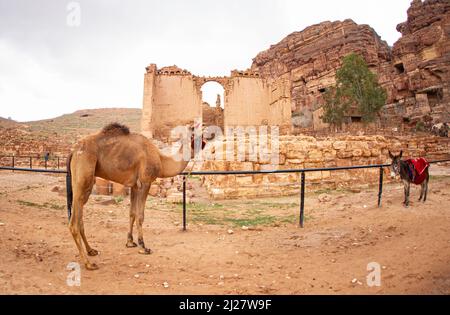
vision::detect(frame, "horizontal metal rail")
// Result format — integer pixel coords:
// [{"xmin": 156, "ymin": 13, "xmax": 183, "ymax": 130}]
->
[
  {"xmin": 0, "ymin": 155, "xmax": 66, "ymax": 170},
  {"xmin": 0, "ymin": 166, "xmax": 67, "ymax": 174}
]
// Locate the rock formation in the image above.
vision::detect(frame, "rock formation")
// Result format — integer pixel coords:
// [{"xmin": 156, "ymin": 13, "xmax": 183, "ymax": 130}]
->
[
  {"xmin": 384, "ymin": 0, "xmax": 450, "ymax": 127},
  {"xmin": 251, "ymin": 0, "xmax": 450, "ymax": 131},
  {"xmin": 251, "ymin": 19, "xmax": 394, "ymax": 130}
]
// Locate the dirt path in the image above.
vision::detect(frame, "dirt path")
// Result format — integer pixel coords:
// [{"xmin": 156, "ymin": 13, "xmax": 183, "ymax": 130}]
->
[{"xmin": 0, "ymin": 170, "xmax": 449, "ymax": 294}]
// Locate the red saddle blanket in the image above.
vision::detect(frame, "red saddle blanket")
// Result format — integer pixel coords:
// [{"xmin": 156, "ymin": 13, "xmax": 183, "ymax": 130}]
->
[{"xmin": 406, "ymin": 158, "xmax": 430, "ymax": 185}]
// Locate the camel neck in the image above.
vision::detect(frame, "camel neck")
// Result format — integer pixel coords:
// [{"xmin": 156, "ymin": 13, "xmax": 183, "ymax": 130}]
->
[{"xmin": 158, "ymin": 144, "xmax": 191, "ymax": 178}]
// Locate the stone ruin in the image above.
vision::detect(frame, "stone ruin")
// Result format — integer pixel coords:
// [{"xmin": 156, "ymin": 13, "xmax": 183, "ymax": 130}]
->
[
  {"xmin": 143, "ymin": 1, "xmax": 449, "ymax": 137},
  {"xmin": 141, "ymin": 65, "xmax": 292, "ymax": 141}
]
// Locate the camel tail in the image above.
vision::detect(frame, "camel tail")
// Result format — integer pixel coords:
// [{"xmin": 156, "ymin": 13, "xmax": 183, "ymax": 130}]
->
[{"xmin": 66, "ymin": 153, "xmax": 73, "ymax": 222}]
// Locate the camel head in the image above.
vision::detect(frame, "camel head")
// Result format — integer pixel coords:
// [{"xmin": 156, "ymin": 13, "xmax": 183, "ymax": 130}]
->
[{"xmin": 183, "ymin": 124, "xmax": 206, "ymax": 159}]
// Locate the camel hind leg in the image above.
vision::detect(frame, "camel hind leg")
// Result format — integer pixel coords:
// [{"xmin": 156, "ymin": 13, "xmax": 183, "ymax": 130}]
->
[{"xmin": 69, "ymin": 153, "xmax": 98, "ymax": 270}]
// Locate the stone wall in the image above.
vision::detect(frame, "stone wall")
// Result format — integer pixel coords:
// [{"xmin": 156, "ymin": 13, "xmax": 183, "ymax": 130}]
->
[
  {"xmin": 0, "ymin": 127, "xmax": 70, "ymax": 168},
  {"xmin": 201, "ymin": 135, "xmax": 450, "ymax": 199}
]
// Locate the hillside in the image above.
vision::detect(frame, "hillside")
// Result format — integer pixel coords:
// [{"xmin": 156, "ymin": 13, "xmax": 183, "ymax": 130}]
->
[
  {"xmin": 0, "ymin": 117, "xmax": 22, "ymax": 129},
  {"xmin": 0, "ymin": 108, "xmax": 142, "ymax": 157},
  {"xmin": 23, "ymin": 108, "xmax": 142, "ymax": 137}
]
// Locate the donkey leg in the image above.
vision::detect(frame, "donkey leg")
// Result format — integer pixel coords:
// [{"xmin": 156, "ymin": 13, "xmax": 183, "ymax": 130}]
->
[
  {"xmin": 418, "ymin": 183, "xmax": 424, "ymax": 201},
  {"xmin": 402, "ymin": 181, "xmax": 408, "ymax": 206},
  {"xmin": 406, "ymin": 182, "xmax": 411, "ymax": 207},
  {"xmin": 126, "ymin": 189, "xmax": 138, "ymax": 248},
  {"xmin": 402, "ymin": 180, "xmax": 410, "ymax": 207},
  {"xmin": 134, "ymin": 183, "xmax": 152, "ymax": 255},
  {"xmin": 423, "ymin": 178, "xmax": 429, "ymax": 202}
]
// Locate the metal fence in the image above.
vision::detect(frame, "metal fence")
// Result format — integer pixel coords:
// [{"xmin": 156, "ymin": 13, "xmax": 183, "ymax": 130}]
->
[
  {"xmin": 0, "ymin": 155, "xmax": 65, "ymax": 170},
  {"xmin": 1, "ymin": 158, "xmax": 450, "ymax": 230}
]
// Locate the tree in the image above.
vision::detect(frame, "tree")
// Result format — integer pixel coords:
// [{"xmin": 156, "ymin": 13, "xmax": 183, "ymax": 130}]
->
[
  {"xmin": 321, "ymin": 53, "xmax": 387, "ymax": 126},
  {"xmin": 320, "ymin": 87, "xmax": 349, "ymax": 129}
]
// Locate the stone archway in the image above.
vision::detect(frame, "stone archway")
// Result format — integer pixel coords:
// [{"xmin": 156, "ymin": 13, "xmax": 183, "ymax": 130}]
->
[{"xmin": 199, "ymin": 81, "xmax": 225, "ymax": 130}]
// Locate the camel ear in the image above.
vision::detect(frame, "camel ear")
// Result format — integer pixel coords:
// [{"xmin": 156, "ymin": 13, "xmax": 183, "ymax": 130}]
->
[
  {"xmin": 399, "ymin": 150, "xmax": 403, "ymax": 158},
  {"xmin": 388, "ymin": 150, "xmax": 394, "ymax": 159}
]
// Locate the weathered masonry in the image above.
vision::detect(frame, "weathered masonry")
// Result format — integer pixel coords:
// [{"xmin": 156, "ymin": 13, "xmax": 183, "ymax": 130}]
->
[{"xmin": 141, "ymin": 64, "xmax": 292, "ymax": 140}]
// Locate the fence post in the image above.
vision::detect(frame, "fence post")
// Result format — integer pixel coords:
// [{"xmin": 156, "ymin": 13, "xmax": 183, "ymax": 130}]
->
[
  {"xmin": 182, "ymin": 175, "xmax": 187, "ymax": 231},
  {"xmin": 300, "ymin": 171, "xmax": 305, "ymax": 228},
  {"xmin": 12, "ymin": 156, "xmax": 15, "ymax": 169},
  {"xmin": 57, "ymin": 157, "xmax": 60, "ymax": 170},
  {"xmin": 45, "ymin": 159, "xmax": 47, "ymax": 170},
  {"xmin": 378, "ymin": 167, "xmax": 383, "ymax": 208},
  {"xmin": 29, "ymin": 157, "xmax": 32, "ymax": 169}
]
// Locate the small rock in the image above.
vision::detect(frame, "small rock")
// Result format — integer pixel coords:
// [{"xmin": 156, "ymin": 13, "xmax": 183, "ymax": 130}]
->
[
  {"xmin": 218, "ymin": 282, "xmax": 224, "ymax": 286},
  {"xmin": 219, "ymin": 275, "xmax": 224, "ymax": 280},
  {"xmin": 100, "ymin": 199, "xmax": 116, "ymax": 206},
  {"xmin": 0, "ymin": 222, "xmax": 5, "ymax": 226},
  {"xmin": 318, "ymin": 194, "xmax": 332, "ymax": 203},
  {"xmin": 241, "ymin": 226, "xmax": 249, "ymax": 231},
  {"xmin": 145, "ymin": 264, "xmax": 150, "ymax": 268},
  {"xmin": 51, "ymin": 186, "xmax": 60, "ymax": 192},
  {"xmin": 134, "ymin": 274, "xmax": 140, "ymax": 278},
  {"xmin": 357, "ymin": 281, "xmax": 363, "ymax": 285},
  {"xmin": 163, "ymin": 282, "xmax": 169, "ymax": 288},
  {"xmin": 227, "ymin": 229, "xmax": 234, "ymax": 235},
  {"xmin": 351, "ymin": 278, "xmax": 358, "ymax": 284}
]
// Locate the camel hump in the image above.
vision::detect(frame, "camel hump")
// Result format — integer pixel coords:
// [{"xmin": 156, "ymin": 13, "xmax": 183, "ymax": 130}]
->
[{"xmin": 101, "ymin": 123, "xmax": 130, "ymax": 136}]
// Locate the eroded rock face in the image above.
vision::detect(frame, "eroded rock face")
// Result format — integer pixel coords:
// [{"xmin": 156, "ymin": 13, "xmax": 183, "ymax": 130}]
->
[
  {"xmin": 251, "ymin": 0, "xmax": 450, "ymax": 130},
  {"xmin": 251, "ymin": 19, "xmax": 394, "ymax": 129},
  {"xmin": 389, "ymin": 0, "xmax": 450, "ymax": 125}
]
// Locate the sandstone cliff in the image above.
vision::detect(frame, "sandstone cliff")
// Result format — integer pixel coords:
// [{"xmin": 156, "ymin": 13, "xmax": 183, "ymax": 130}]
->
[{"xmin": 251, "ymin": 0, "xmax": 450, "ymax": 131}]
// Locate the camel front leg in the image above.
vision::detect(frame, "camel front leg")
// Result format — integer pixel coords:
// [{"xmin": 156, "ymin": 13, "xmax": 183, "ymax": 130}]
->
[{"xmin": 135, "ymin": 183, "xmax": 152, "ymax": 255}]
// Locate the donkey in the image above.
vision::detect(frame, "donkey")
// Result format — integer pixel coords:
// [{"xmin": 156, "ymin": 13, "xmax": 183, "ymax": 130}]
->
[{"xmin": 388, "ymin": 150, "xmax": 430, "ymax": 207}]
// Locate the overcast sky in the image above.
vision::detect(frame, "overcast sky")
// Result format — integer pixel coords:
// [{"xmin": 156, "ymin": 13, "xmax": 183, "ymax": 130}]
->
[{"xmin": 0, "ymin": 0, "xmax": 412, "ymax": 122}]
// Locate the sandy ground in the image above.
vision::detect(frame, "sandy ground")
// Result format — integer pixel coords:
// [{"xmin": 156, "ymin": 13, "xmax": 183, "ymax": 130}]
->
[{"xmin": 0, "ymin": 167, "xmax": 450, "ymax": 295}]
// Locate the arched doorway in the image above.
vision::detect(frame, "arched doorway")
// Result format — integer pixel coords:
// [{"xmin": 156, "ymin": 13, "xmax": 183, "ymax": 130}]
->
[{"xmin": 200, "ymin": 81, "xmax": 224, "ymax": 130}]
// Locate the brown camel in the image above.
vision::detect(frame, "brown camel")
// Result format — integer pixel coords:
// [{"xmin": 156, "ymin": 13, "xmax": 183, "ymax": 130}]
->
[{"xmin": 66, "ymin": 123, "xmax": 205, "ymax": 270}]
